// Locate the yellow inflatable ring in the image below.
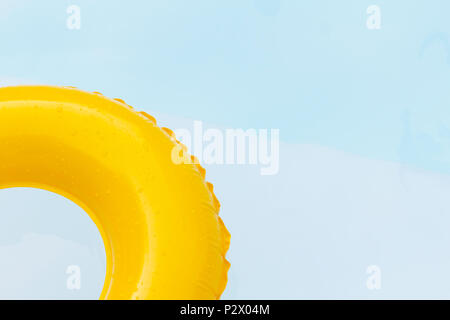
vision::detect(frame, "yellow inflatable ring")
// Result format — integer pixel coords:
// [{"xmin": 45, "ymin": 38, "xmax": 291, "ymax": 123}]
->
[{"xmin": 0, "ymin": 85, "xmax": 230, "ymax": 300}]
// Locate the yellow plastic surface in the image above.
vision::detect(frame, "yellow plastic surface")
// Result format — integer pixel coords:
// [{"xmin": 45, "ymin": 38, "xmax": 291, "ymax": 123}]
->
[{"xmin": 0, "ymin": 86, "xmax": 230, "ymax": 299}]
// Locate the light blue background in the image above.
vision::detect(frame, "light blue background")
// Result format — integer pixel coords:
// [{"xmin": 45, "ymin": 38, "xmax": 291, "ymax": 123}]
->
[{"xmin": 1, "ymin": 0, "xmax": 450, "ymax": 299}]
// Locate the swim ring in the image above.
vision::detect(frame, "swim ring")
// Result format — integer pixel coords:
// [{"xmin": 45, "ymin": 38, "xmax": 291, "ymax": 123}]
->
[{"xmin": 0, "ymin": 85, "xmax": 230, "ymax": 299}]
